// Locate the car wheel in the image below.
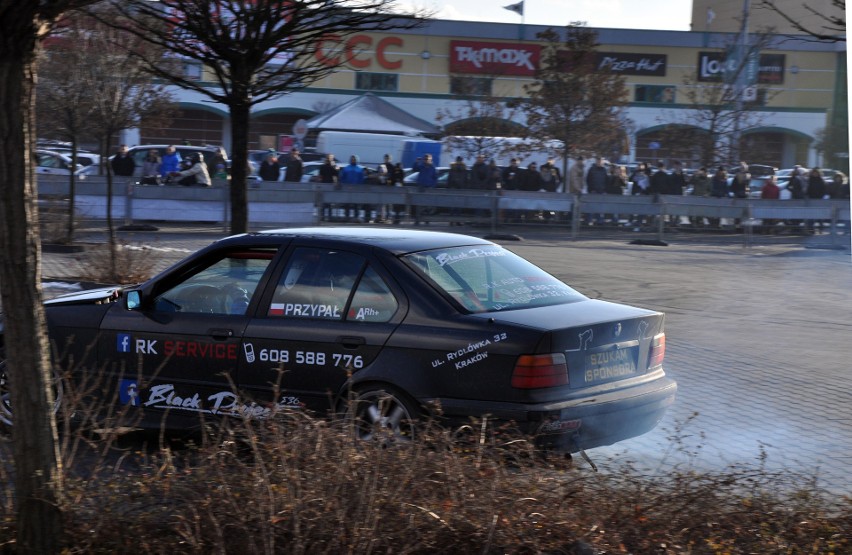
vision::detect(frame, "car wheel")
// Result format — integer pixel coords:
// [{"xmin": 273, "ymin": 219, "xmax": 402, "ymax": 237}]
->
[
  {"xmin": 347, "ymin": 387, "xmax": 418, "ymax": 445},
  {"xmin": 0, "ymin": 352, "xmax": 63, "ymax": 428}
]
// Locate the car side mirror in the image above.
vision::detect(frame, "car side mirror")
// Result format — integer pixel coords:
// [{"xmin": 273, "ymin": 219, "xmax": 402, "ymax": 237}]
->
[{"xmin": 126, "ymin": 290, "xmax": 142, "ymax": 310}]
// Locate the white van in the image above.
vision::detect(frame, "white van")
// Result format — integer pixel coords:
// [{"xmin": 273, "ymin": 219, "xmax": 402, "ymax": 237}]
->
[{"xmin": 315, "ymin": 131, "xmax": 440, "ymax": 167}]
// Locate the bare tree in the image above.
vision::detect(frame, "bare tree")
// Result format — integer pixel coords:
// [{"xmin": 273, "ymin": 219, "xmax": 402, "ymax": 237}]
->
[
  {"xmin": 657, "ymin": 33, "xmax": 779, "ymax": 167},
  {"xmin": 37, "ymin": 25, "xmax": 99, "ymax": 243},
  {"xmin": 96, "ymin": 0, "xmax": 428, "ymax": 234},
  {"xmin": 437, "ymin": 81, "xmax": 523, "ymax": 162},
  {"xmin": 514, "ymin": 25, "xmax": 629, "ymax": 181},
  {"xmin": 38, "ymin": 13, "xmax": 175, "ymax": 249},
  {"xmin": 76, "ymin": 13, "xmax": 176, "ymax": 279},
  {"xmin": 0, "ymin": 2, "xmax": 100, "ymax": 552},
  {"xmin": 758, "ymin": 0, "xmax": 845, "ymax": 42}
]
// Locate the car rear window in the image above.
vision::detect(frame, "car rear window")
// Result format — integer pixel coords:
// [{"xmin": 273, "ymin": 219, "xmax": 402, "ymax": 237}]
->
[{"xmin": 403, "ymin": 245, "xmax": 585, "ymax": 313}]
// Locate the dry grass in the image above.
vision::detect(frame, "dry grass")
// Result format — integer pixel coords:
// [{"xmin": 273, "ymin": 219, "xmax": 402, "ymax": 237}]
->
[{"xmin": 1, "ymin": 402, "xmax": 849, "ymax": 554}]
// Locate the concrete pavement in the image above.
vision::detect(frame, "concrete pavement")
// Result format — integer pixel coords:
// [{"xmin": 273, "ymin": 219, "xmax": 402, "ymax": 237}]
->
[{"xmin": 39, "ymin": 221, "xmax": 852, "ymax": 493}]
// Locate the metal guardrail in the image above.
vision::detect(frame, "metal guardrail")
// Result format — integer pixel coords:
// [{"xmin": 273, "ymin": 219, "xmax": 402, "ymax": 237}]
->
[{"xmin": 38, "ymin": 176, "xmax": 850, "ymax": 246}]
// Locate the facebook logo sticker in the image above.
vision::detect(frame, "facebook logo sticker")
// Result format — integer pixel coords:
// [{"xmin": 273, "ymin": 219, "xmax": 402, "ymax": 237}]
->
[
  {"xmin": 117, "ymin": 333, "xmax": 132, "ymax": 353},
  {"xmin": 119, "ymin": 379, "xmax": 140, "ymax": 406}
]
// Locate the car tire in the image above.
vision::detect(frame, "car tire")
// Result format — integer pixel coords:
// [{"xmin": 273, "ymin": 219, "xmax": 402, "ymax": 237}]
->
[
  {"xmin": 0, "ymin": 350, "xmax": 63, "ymax": 429},
  {"xmin": 346, "ymin": 386, "xmax": 418, "ymax": 445}
]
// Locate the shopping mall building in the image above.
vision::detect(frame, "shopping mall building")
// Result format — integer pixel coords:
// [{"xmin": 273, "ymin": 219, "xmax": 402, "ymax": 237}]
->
[{"xmin": 132, "ymin": 0, "xmax": 847, "ymax": 170}]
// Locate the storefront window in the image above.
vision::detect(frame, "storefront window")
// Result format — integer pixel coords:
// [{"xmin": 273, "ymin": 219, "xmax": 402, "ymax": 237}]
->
[
  {"xmin": 355, "ymin": 72, "xmax": 399, "ymax": 92},
  {"xmin": 634, "ymin": 85, "xmax": 675, "ymax": 103},
  {"xmin": 450, "ymin": 77, "xmax": 493, "ymax": 96}
]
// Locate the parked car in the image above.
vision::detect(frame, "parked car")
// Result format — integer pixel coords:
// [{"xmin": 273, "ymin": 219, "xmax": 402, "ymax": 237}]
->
[
  {"xmin": 1, "ymin": 228, "xmax": 676, "ymax": 452},
  {"xmin": 35, "ymin": 149, "xmax": 87, "ymax": 177},
  {"xmin": 403, "ymin": 166, "xmax": 451, "ymax": 187}
]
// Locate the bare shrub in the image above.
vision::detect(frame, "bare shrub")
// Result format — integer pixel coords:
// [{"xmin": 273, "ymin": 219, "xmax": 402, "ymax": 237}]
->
[
  {"xmin": 75, "ymin": 241, "xmax": 157, "ymax": 284},
  {"xmin": 39, "ymin": 198, "xmax": 72, "ymax": 244},
  {"xmin": 2, "ymin": 387, "xmax": 849, "ymax": 552}
]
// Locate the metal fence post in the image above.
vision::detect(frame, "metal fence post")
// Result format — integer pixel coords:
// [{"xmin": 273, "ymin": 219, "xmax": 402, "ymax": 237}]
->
[
  {"xmin": 571, "ymin": 194, "xmax": 580, "ymax": 239},
  {"xmin": 491, "ymin": 190, "xmax": 499, "ymax": 233},
  {"xmin": 124, "ymin": 179, "xmax": 134, "ymax": 227},
  {"xmin": 314, "ymin": 186, "xmax": 324, "ymax": 225}
]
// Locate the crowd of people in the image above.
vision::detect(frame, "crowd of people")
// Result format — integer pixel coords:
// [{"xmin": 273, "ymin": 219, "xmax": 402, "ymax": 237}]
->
[
  {"xmin": 117, "ymin": 143, "xmax": 850, "ymax": 231},
  {"xmin": 111, "ymin": 144, "xmax": 218, "ymax": 186}
]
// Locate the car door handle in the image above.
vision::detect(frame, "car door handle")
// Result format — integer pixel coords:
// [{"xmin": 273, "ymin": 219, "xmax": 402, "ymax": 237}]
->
[
  {"xmin": 337, "ymin": 336, "xmax": 365, "ymax": 349},
  {"xmin": 208, "ymin": 328, "xmax": 234, "ymax": 340}
]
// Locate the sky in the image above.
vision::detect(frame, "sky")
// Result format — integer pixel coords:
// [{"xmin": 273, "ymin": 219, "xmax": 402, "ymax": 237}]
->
[{"xmin": 412, "ymin": 0, "xmax": 693, "ymax": 31}]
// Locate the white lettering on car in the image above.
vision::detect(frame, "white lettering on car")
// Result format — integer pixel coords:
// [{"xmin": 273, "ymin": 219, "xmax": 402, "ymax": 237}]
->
[
  {"xmin": 432, "ymin": 333, "xmax": 508, "ymax": 369},
  {"xmin": 135, "ymin": 338, "xmax": 158, "ymax": 354},
  {"xmin": 141, "ymin": 383, "xmax": 301, "ymax": 418}
]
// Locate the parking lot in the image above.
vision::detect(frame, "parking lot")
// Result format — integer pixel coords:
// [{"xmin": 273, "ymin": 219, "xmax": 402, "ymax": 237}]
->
[
  {"xmin": 39, "ymin": 223, "xmax": 852, "ymax": 493},
  {"xmin": 505, "ymin": 235, "xmax": 852, "ymax": 493}
]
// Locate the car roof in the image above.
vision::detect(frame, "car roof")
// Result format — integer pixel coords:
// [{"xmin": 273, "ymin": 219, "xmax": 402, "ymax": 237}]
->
[
  {"xmin": 220, "ymin": 227, "xmax": 494, "ymax": 255},
  {"xmin": 128, "ymin": 144, "xmax": 226, "ymax": 154}
]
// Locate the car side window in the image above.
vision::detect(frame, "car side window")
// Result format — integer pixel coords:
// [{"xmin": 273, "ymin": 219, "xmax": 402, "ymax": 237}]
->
[
  {"xmin": 153, "ymin": 250, "xmax": 275, "ymax": 314},
  {"xmin": 38, "ymin": 153, "xmax": 59, "ymax": 169},
  {"xmin": 269, "ymin": 248, "xmax": 365, "ymax": 320},
  {"xmin": 347, "ymin": 266, "xmax": 398, "ymax": 322}
]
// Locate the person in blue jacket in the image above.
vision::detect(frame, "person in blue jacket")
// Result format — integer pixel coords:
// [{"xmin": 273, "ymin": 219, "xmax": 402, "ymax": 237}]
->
[
  {"xmin": 339, "ymin": 155, "xmax": 365, "ymax": 221},
  {"xmin": 159, "ymin": 145, "xmax": 182, "ymax": 181},
  {"xmin": 414, "ymin": 153, "xmax": 438, "ymax": 225}
]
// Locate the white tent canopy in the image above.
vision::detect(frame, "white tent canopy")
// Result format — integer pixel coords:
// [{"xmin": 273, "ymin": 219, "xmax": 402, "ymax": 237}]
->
[{"xmin": 305, "ymin": 93, "xmax": 440, "ymax": 136}]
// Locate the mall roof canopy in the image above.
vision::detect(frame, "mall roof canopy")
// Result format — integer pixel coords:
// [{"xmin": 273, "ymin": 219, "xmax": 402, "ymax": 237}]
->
[{"xmin": 305, "ymin": 93, "xmax": 440, "ymax": 136}]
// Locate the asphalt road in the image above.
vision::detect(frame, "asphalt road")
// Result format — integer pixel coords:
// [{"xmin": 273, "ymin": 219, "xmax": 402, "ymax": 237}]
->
[
  {"xmin": 35, "ymin": 223, "xmax": 852, "ymax": 494},
  {"xmin": 505, "ymin": 237, "xmax": 852, "ymax": 494}
]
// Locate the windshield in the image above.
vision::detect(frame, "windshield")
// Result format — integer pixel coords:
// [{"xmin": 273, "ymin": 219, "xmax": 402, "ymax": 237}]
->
[{"xmin": 403, "ymin": 245, "xmax": 586, "ymax": 313}]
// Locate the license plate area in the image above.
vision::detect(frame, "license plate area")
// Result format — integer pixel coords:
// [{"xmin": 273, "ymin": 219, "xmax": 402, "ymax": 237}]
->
[{"xmin": 581, "ymin": 342, "xmax": 640, "ymax": 386}]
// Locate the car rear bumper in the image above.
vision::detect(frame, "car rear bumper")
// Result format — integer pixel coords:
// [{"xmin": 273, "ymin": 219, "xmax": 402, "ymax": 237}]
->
[{"xmin": 432, "ymin": 376, "xmax": 677, "ymax": 453}]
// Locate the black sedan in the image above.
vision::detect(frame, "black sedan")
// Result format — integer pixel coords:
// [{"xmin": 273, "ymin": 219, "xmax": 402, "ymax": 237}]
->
[{"xmin": 2, "ymin": 228, "xmax": 676, "ymax": 452}]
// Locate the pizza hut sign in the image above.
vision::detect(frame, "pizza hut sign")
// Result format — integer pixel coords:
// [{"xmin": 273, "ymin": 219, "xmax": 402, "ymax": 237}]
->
[{"xmin": 450, "ymin": 40, "xmax": 541, "ymax": 76}]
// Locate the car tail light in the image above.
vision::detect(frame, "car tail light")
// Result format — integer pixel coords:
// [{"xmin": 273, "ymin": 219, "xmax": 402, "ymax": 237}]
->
[
  {"xmin": 512, "ymin": 353, "xmax": 568, "ymax": 389},
  {"xmin": 648, "ymin": 333, "xmax": 665, "ymax": 368}
]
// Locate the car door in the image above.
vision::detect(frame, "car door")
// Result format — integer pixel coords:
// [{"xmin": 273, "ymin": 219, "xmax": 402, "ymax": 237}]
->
[
  {"xmin": 36, "ymin": 151, "xmax": 72, "ymax": 176},
  {"xmin": 98, "ymin": 248, "xmax": 278, "ymax": 427},
  {"xmin": 239, "ymin": 245, "xmax": 404, "ymax": 415}
]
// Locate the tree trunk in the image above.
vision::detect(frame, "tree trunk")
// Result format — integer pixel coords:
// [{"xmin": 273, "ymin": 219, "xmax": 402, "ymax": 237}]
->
[
  {"xmin": 0, "ymin": 14, "xmax": 65, "ymax": 555},
  {"xmin": 66, "ymin": 141, "xmax": 78, "ymax": 242},
  {"xmin": 104, "ymin": 136, "xmax": 117, "ymax": 280},
  {"xmin": 229, "ymin": 100, "xmax": 251, "ymax": 234}
]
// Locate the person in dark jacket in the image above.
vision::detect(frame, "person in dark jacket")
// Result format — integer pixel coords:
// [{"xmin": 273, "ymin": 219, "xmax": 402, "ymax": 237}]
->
[
  {"xmin": 319, "ymin": 153, "xmax": 339, "ymax": 221},
  {"xmin": 283, "ymin": 148, "xmax": 303, "ymax": 182},
  {"xmin": 789, "ymin": 167, "xmax": 807, "ymax": 199},
  {"xmin": 710, "ymin": 166, "xmax": 728, "ymax": 198},
  {"xmin": 648, "ymin": 161, "xmax": 669, "ymax": 196},
  {"xmin": 806, "ymin": 167, "xmax": 828, "ymax": 233},
  {"xmin": 521, "ymin": 162, "xmax": 542, "ymax": 192},
  {"xmin": 447, "ymin": 156, "xmax": 468, "ymax": 189},
  {"xmin": 258, "ymin": 153, "xmax": 281, "ymax": 181},
  {"xmin": 539, "ymin": 158, "xmax": 562, "ymax": 192},
  {"xmin": 729, "ymin": 161, "xmax": 750, "ymax": 199},
  {"xmin": 667, "ymin": 161, "xmax": 687, "ymax": 195},
  {"xmin": 469, "ymin": 155, "xmax": 489, "ymax": 190},
  {"xmin": 111, "ymin": 144, "xmax": 136, "ymax": 177},
  {"xmin": 807, "ymin": 167, "xmax": 827, "ymax": 199},
  {"xmin": 414, "ymin": 153, "xmax": 438, "ymax": 225},
  {"xmin": 585, "ymin": 157, "xmax": 608, "ymax": 194},
  {"xmin": 502, "ymin": 158, "xmax": 521, "ymax": 191}
]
